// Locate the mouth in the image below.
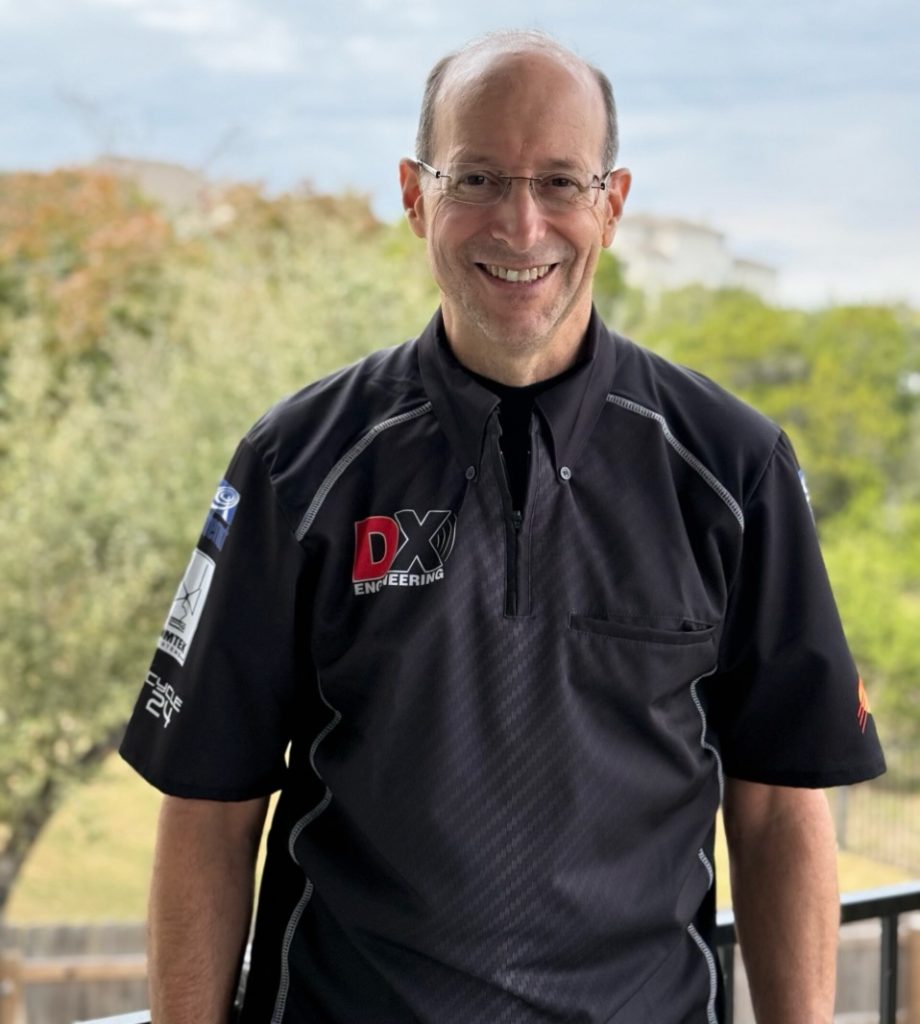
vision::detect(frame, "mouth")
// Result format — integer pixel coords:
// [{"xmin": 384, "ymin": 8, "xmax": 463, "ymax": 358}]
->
[{"xmin": 477, "ymin": 263, "xmax": 556, "ymax": 284}]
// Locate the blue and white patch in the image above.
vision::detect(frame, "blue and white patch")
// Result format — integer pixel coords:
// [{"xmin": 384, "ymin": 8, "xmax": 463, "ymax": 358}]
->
[{"xmin": 200, "ymin": 479, "xmax": 240, "ymax": 551}]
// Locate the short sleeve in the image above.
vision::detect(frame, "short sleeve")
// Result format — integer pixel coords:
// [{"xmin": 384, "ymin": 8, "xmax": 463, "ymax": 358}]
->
[
  {"xmin": 119, "ymin": 438, "xmax": 310, "ymax": 799},
  {"xmin": 706, "ymin": 431, "xmax": 885, "ymax": 787}
]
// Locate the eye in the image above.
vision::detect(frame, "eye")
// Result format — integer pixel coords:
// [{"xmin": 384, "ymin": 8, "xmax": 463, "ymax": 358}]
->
[
  {"xmin": 545, "ymin": 175, "xmax": 582, "ymax": 190},
  {"xmin": 448, "ymin": 169, "xmax": 505, "ymax": 203},
  {"xmin": 458, "ymin": 170, "xmax": 497, "ymax": 188}
]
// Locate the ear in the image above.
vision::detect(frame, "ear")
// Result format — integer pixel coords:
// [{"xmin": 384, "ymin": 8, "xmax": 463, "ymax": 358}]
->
[
  {"xmin": 601, "ymin": 168, "xmax": 632, "ymax": 248},
  {"xmin": 399, "ymin": 159, "xmax": 428, "ymax": 239}
]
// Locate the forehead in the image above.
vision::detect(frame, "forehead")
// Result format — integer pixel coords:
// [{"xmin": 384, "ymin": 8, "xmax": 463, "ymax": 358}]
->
[{"xmin": 433, "ymin": 49, "xmax": 606, "ymax": 170}]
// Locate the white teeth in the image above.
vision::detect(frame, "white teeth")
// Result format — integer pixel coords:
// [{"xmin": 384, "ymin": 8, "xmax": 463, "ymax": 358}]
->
[{"xmin": 485, "ymin": 264, "xmax": 551, "ymax": 283}]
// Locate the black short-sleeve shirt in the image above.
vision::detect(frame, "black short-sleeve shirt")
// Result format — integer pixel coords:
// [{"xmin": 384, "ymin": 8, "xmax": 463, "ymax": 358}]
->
[{"xmin": 121, "ymin": 308, "xmax": 884, "ymax": 1023}]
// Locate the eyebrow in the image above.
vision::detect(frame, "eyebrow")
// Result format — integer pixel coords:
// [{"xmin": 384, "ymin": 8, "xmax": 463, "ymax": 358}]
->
[{"xmin": 450, "ymin": 154, "xmax": 589, "ymax": 173}]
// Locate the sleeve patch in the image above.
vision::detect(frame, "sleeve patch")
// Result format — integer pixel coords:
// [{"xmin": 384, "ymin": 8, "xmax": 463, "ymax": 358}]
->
[
  {"xmin": 143, "ymin": 670, "xmax": 183, "ymax": 728},
  {"xmin": 157, "ymin": 548, "xmax": 216, "ymax": 666},
  {"xmin": 200, "ymin": 479, "xmax": 240, "ymax": 551},
  {"xmin": 797, "ymin": 468, "xmax": 815, "ymax": 519},
  {"xmin": 857, "ymin": 676, "xmax": 872, "ymax": 734}
]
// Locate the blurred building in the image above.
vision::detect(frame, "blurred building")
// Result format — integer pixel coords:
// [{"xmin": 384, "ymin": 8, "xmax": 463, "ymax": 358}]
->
[
  {"xmin": 614, "ymin": 213, "xmax": 778, "ymax": 302},
  {"xmin": 91, "ymin": 156, "xmax": 214, "ymax": 213},
  {"xmin": 88, "ymin": 156, "xmax": 238, "ymax": 236}
]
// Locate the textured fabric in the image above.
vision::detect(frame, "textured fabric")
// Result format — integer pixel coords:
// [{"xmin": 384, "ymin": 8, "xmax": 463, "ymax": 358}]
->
[{"xmin": 121, "ymin": 308, "xmax": 885, "ymax": 1023}]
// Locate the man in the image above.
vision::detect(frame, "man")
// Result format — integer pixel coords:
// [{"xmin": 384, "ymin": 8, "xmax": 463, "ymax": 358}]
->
[{"xmin": 121, "ymin": 30, "xmax": 885, "ymax": 1024}]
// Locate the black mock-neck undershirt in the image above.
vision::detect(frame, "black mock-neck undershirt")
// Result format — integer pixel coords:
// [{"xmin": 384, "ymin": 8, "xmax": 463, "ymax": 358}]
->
[{"xmin": 466, "ymin": 361, "xmax": 583, "ymax": 513}]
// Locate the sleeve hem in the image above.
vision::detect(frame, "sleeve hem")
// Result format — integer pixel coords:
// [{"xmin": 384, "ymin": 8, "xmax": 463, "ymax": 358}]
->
[
  {"xmin": 724, "ymin": 755, "xmax": 887, "ymax": 789},
  {"xmin": 119, "ymin": 746, "xmax": 285, "ymax": 801}
]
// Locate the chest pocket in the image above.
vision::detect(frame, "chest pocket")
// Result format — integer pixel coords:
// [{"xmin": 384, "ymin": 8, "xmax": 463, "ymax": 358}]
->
[
  {"xmin": 569, "ymin": 613, "xmax": 715, "ymax": 646},
  {"xmin": 566, "ymin": 612, "xmax": 718, "ymax": 718}
]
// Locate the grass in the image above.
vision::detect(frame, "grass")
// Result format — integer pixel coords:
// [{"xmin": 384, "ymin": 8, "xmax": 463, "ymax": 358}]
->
[
  {"xmin": 6, "ymin": 754, "xmax": 160, "ymax": 923},
  {"xmin": 4, "ymin": 754, "xmax": 917, "ymax": 922}
]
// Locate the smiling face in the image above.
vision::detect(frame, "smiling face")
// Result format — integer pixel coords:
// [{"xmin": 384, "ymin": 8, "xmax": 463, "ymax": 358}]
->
[{"xmin": 400, "ymin": 48, "xmax": 630, "ymax": 383}]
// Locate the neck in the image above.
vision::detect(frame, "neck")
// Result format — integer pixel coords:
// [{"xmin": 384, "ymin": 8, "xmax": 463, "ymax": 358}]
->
[
  {"xmin": 442, "ymin": 311, "xmax": 591, "ymax": 386},
  {"xmin": 456, "ymin": 350, "xmax": 576, "ymax": 386}
]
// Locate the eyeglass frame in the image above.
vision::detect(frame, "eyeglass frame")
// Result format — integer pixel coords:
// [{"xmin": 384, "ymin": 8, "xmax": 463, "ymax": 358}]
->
[{"xmin": 413, "ymin": 158, "xmax": 615, "ymax": 210}]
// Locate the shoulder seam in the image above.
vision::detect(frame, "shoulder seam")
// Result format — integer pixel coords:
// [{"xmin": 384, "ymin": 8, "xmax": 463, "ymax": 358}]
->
[
  {"xmin": 295, "ymin": 401, "xmax": 434, "ymax": 541},
  {"xmin": 605, "ymin": 393, "xmax": 745, "ymax": 531},
  {"xmin": 743, "ymin": 430, "xmax": 784, "ymax": 515},
  {"xmin": 239, "ymin": 436, "xmax": 307, "ymax": 545}
]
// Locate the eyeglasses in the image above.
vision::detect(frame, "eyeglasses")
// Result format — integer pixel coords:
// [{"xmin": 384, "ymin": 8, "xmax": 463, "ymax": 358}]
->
[{"xmin": 415, "ymin": 159, "xmax": 612, "ymax": 211}]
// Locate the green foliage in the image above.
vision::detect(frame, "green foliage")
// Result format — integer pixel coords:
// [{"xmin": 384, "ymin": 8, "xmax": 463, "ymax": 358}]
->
[
  {"xmin": 0, "ymin": 171, "xmax": 176, "ymax": 369},
  {"xmin": 0, "ymin": 175, "xmax": 439, "ymax": 911},
  {"xmin": 5, "ymin": 754, "xmax": 160, "ymax": 923},
  {"xmin": 791, "ymin": 306, "xmax": 915, "ymax": 517},
  {"xmin": 0, "ymin": 323, "xmax": 170, "ymax": 896},
  {"xmin": 635, "ymin": 287, "xmax": 917, "ymax": 521},
  {"xmin": 591, "ymin": 248, "xmax": 627, "ymax": 324},
  {"xmin": 821, "ymin": 503, "xmax": 920, "ymax": 737}
]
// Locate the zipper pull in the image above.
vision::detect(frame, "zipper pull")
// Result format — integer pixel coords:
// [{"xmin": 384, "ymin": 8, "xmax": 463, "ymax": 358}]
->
[{"xmin": 510, "ymin": 510, "xmax": 523, "ymax": 532}]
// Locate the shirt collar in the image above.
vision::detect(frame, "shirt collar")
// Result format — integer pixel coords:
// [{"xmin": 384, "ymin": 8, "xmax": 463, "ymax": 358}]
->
[{"xmin": 417, "ymin": 307, "xmax": 618, "ymax": 475}]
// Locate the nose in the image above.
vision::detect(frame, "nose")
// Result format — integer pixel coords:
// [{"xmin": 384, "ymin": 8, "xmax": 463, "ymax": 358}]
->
[{"xmin": 487, "ymin": 178, "xmax": 547, "ymax": 253}]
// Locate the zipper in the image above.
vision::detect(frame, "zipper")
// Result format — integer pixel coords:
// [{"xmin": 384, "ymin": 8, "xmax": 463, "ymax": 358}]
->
[{"xmin": 506, "ymin": 508, "xmax": 523, "ymax": 616}]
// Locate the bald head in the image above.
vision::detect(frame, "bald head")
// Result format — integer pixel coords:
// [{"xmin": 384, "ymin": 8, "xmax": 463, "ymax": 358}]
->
[{"xmin": 415, "ymin": 30, "xmax": 619, "ymax": 172}]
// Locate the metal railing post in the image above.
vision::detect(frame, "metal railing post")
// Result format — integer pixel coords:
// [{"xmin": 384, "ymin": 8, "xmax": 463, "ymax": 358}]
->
[
  {"xmin": 880, "ymin": 913, "xmax": 899, "ymax": 1024},
  {"xmin": 721, "ymin": 946, "xmax": 735, "ymax": 1023}
]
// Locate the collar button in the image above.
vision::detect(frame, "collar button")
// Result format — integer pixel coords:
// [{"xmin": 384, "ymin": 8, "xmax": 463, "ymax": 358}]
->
[
  {"xmin": 559, "ymin": 466, "xmax": 572, "ymax": 482},
  {"xmin": 465, "ymin": 465, "xmax": 477, "ymax": 481}
]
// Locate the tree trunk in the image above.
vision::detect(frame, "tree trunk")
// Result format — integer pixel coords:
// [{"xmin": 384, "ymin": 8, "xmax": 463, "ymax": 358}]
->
[{"xmin": 0, "ymin": 728, "xmax": 123, "ymax": 916}]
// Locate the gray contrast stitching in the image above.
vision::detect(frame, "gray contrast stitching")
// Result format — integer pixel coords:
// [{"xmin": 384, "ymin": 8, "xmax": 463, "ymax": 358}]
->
[
  {"xmin": 296, "ymin": 402, "xmax": 433, "ymax": 541},
  {"xmin": 690, "ymin": 666, "xmax": 725, "ymax": 803},
  {"xmin": 687, "ymin": 923, "xmax": 719, "ymax": 1024},
  {"xmin": 605, "ymin": 394, "xmax": 744, "ymax": 530},
  {"xmin": 698, "ymin": 848, "xmax": 715, "ymax": 890},
  {"xmin": 270, "ymin": 682, "xmax": 342, "ymax": 1023}
]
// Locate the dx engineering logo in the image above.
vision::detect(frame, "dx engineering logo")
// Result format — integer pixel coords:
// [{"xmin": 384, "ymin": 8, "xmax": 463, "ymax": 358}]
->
[{"xmin": 353, "ymin": 509, "xmax": 457, "ymax": 595}]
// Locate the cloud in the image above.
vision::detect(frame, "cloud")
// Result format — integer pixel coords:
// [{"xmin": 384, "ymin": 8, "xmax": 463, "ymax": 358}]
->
[
  {"xmin": 79, "ymin": 0, "xmax": 301, "ymax": 73},
  {"xmin": 357, "ymin": 0, "xmax": 440, "ymax": 29},
  {"xmin": 715, "ymin": 198, "xmax": 918, "ymax": 307},
  {"xmin": 0, "ymin": 0, "xmax": 62, "ymax": 25}
]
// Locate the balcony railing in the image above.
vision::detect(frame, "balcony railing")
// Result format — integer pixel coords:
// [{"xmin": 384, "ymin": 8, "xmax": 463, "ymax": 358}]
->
[
  {"xmin": 24, "ymin": 880, "xmax": 917, "ymax": 1024},
  {"xmin": 716, "ymin": 880, "xmax": 920, "ymax": 1023}
]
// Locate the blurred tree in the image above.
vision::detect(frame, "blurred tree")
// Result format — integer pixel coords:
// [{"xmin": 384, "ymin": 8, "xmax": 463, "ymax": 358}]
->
[
  {"xmin": 0, "ymin": 174, "xmax": 438, "ymax": 912},
  {"xmin": 0, "ymin": 171, "xmax": 175, "ymax": 375},
  {"xmin": 793, "ymin": 305, "xmax": 917, "ymax": 516},
  {"xmin": 634, "ymin": 287, "xmax": 916, "ymax": 521},
  {"xmin": 822, "ymin": 502, "xmax": 920, "ymax": 744},
  {"xmin": 590, "ymin": 248, "xmax": 627, "ymax": 326}
]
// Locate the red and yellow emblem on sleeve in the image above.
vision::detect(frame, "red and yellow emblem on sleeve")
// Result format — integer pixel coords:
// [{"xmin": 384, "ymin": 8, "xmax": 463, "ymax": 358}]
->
[{"xmin": 857, "ymin": 676, "xmax": 871, "ymax": 734}]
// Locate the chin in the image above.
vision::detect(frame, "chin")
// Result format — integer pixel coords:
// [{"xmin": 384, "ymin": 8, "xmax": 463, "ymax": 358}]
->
[{"xmin": 480, "ymin": 316, "xmax": 554, "ymax": 352}]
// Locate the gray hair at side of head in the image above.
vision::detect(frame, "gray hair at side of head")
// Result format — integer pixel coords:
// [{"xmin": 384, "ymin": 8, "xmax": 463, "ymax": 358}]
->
[{"xmin": 414, "ymin": 29, "xmax": 619, "ymax": 171}]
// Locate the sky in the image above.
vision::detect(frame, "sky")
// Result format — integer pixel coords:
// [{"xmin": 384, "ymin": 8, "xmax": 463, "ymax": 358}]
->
[{"xmin": 1, "ymin": 0, "xmax": 917, "ymax": 307}]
